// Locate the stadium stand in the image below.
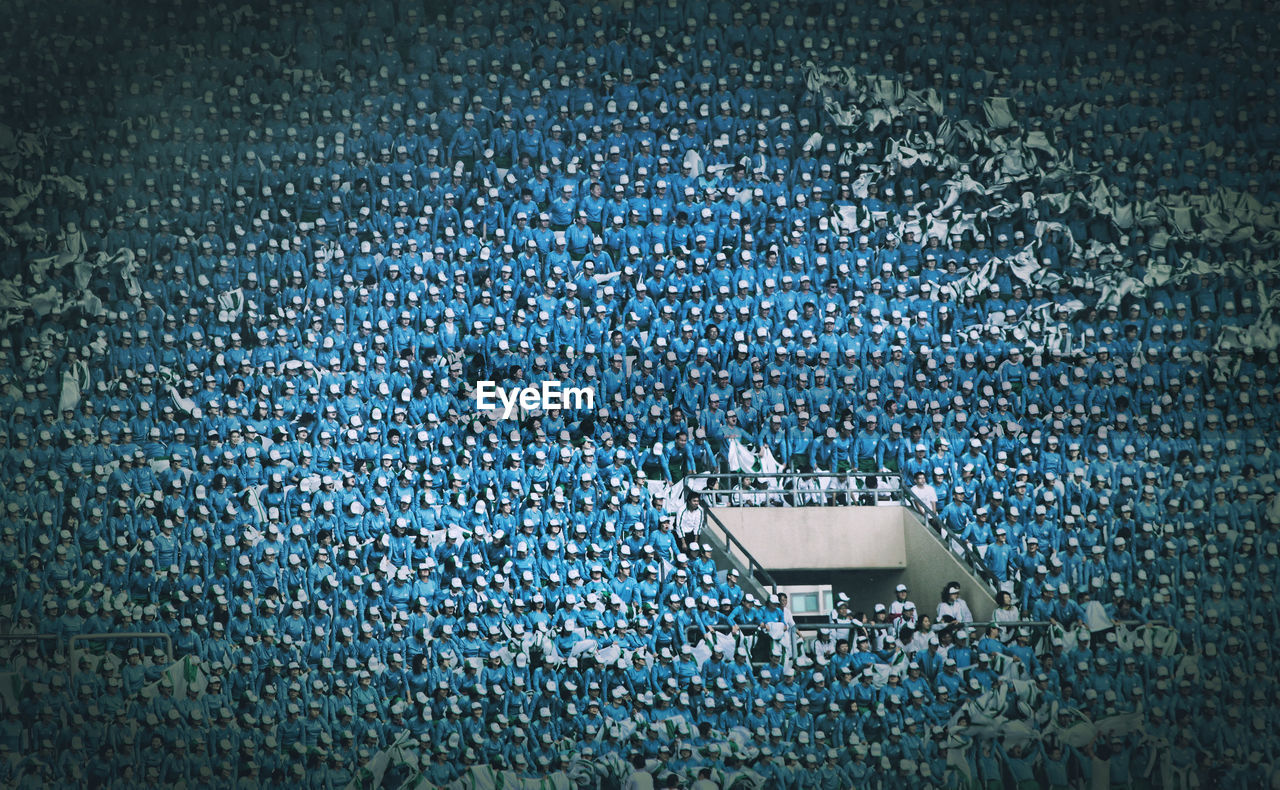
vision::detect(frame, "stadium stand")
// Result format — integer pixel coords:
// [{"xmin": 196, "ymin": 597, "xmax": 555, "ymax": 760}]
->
[{"xmin": 1, "ymin": 0, "xmax": 1280, "ymax": 787}]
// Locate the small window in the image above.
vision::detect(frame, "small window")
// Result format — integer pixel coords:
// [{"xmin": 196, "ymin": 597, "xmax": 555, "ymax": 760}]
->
[
  {"xmin": 778, "ymin": 584, "xmax": 834, "ymax": 616},
  {"xmin": 791, "ymin": 593, "xmax": 820, "ymax": 614}
]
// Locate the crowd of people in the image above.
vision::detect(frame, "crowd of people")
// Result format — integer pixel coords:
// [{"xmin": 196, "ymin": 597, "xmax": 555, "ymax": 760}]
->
[{"xmin": 2, "ymin": 0, "xmax": 1280, "ymax": 787}]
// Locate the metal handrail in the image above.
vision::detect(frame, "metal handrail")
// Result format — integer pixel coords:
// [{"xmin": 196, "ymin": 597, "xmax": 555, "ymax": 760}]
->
[
  {"xmin": 708, "ymin": 618, "xmax": 1161, "ymax": 667},
  {"xmin": 697, "ymin": 504, "xmax": 778, "ymax": 597},
  {"xmin": 0, "ymin": 633, "xmax": 60, "ymax": 658},
  {"xmin": 790, "ymin": 619, "xmax": 1159, "ymax": 633},
  {"xmin": 690, "ymin": 472, "xmax": 904, "ymax": 486},
  {"xmin": 688, "ymin": 471, "xmax": 904, "ymax": 507},
  {"xmin": 70, "ymin": 631, "xmax": 173, "ymax": 662},
  {"xmin": 713, "ymin": 619, "xmax": 1155, "ymax": 636},
  {"xmin": 0, "ymin": 634, "xmax": 60, "ymax": 644}
]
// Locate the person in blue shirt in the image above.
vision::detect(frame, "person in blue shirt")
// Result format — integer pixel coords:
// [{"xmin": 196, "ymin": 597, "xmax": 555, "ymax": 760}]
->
[{"xmin": 11, "ymin": 0, "xmax": 1280, "ymax": 784}]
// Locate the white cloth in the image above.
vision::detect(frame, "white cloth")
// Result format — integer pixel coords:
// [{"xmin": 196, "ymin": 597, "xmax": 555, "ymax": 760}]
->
[
  {"xmin": 674, "ymin": 502, "xmax": 705, "ymax": 541},
  {"xmin": 937, "ymin": 598, "xmax": 974, "ymax": 623},
  {"xmin": 621, "ymin": 771, "xmax": 655, "ymax": 790}
]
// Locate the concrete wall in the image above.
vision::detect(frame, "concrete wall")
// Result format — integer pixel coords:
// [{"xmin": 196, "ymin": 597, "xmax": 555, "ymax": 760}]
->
[
  {"xmin": 710, "ymin": 507, "xmax": 907, "ymax": 570},
  {"xmin": 900, "ymin": 508, "xmax": 997, "ymax": 621},
  {"xmin": 711, "ymin": 506, "xmax": 997, "ymax": 621}
]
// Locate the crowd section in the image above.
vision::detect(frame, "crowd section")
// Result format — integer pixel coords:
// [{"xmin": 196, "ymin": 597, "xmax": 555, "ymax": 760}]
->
[{"xmin": 2, "ymin": 0, "xmax": 1280, "ymax": 787}]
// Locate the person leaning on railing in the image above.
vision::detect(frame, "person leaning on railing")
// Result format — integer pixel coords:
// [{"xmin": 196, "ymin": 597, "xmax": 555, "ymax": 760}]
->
[
  {"xmin": 992, "ymin": 591, "xmax": 1023, "ymax": 641},
  {"xmin": 785, "ymin": 411, "xmax": 816, "ymax": 472}
]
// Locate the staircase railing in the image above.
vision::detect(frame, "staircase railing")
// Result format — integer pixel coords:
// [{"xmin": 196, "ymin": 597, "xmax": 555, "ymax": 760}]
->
[
  {"xmin": 696, "ymin": 505, "xmax": 778, "ymax": 600},
  {"xmin": 900, "ymin": 485, "xmax": 1003, "ymax": 596}
]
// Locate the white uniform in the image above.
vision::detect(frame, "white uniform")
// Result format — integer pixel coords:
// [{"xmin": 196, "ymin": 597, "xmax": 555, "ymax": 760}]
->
[
  {"xmin": 675, "ymin": 502, "xmax": 704, "ymax": 542},
  {"xmin": 937, "ymin": 597, "xmax": 974, "ymax": 623}
]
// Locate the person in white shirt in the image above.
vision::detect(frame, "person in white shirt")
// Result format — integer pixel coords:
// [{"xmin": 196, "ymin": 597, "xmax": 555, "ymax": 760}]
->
[
  {"xmin": 903, "ymin": 628, "xmax": 933, "ymax": 655},
  {"xmin": 889, "ymin": 583, "xmax": 913, "ymax": 619},
  {"xmin": 895, "ymin": 601, "xmax": 920, "ymax": 640},
  {"xmin": 810, "ymin": 628, "xmax": 838, "ymax": 663},
  {"xmin": 909, "ymin": 470, "xmax": 938, "ymax": 511},
  {"xmin": 828, "ymin": 594, "xmax": 862, "ymax": 646},
  {"xmin": 992, "ymin": 590, "xmax": 1022, "ymax": 640},
  {"xmin": 777, "ymin": 591, "xmax": 798, "ymax": 633},
  {"xmin": 621, "ymin": 753, "xmax": 655, "ymax": 790},
  {"xmin": 936, "ymin": 581, "xmax": 975, "ymax": 623},
  {"xmin": 674, "ymin": 490, "xmax": 705, "ymax": 551}
]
